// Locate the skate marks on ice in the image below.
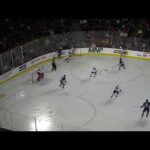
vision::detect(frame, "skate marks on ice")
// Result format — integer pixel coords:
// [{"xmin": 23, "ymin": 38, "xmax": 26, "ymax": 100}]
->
[
  {"xmin": 99, "ymin": 62, "xmax": 143, "ymax": 83},
  {"xmin": 126, "ymin": 111, "xmax": 149, "ymax": 130},
  {"xmin": 129, "ymin": 117, "xmax": 149, "ymax": 131},
  {"xmin": 29, "ymin": 78, "xmax": 53, "ymax": 86},
  {"xmin": 100, "ymin": 64, "xmax": 119, "ymax": 74},
  {"xmin": 102, "ymin": 98, "xmax": 116, "ymax": 105},
  {"xmin": 44, "ymin": 89, "xmax": 69, "ymax": 96},
  {"xmin": 43, "ymin": 88, "xmax": 63, "ymax": 95},
  {"xmin": 100, "ymin": 91, "xmax": 123, "ymax": 106},
  {"xmin": 70, "ymin": 58, "xmax": 143, "ymax": 84},
  {"xmin": 2, "ymin": 93, "xmax": 96, "ymax": 131},
  {"xmin": 70, "ymin": 62, "xmax": 94, "ymax": 83},
  {"xmin": 101, "ymin": 97, "xmax": 119, "ymax": 106},
  {"xmin": 60, "ymin": 123, "xmax": 91, "ymax": 131},
  {"xmin": 0, "ymin": 94, "xmax": 6, "ymax": 99},
  {"xmin": 70, "ymin": 60, "xmax": 107, "ymax": 84},
  {"xmin": 38, "ymin": 78, "xmax": 52, "ymax": 86}
]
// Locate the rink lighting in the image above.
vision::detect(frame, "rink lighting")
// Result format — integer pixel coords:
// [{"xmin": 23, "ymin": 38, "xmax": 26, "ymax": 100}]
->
[
  {"xmin": 36, "ymin": 118, "xmax": 53, "ymax": 131},
  {"xmin": 30, "ymin": 117, "xmax": 54, "ymax": 131},
  {"xmin": 20, "ymin": 94, "xmax": 24, "ymax": 97}
]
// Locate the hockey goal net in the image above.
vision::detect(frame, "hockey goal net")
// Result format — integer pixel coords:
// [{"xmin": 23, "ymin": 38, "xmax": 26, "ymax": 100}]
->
[{"xmin": 28, "ymin": 66, "xmax": 45, "ymax": 84}]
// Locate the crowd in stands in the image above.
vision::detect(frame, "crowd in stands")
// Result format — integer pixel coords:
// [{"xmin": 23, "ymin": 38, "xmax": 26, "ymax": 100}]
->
[
  {"xmin": 80, "ymin": 19, "xmax": 135, "ymax": 37},
  {"xmin": 140, "ymin": 19, "xmax": 150, "ymax": 38},
  {"xmin": 0, "ymin": 18, "xmax": 72, "ymax": 53},
  {"xmin": 0, "ymin": 18, "xmax": 150, "ymax": 75},
  {"xmin": 0, "ymin": 18, "xmax": 150, "ymax": 54}
]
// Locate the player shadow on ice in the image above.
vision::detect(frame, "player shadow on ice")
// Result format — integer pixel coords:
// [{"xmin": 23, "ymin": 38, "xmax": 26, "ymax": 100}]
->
[
  {"xmin": 134, "ymin": 118, "xmax": 148, "ymax": 127},
  {"xmin": 80, "ymin": 76, "xmax": 94, "ymax": 83},
  {"xmin": 81, "ymin": 79, "xmax": 90, "ymax": 83},
  {"xmin": 33, "ymin": 78, "xmax": 52, "ymax": 86},
  {"xmin": 43, "ymin": 88, "xmax": 63, "ymax": 96},
  {"xmin": 101, "ymin": 98, "xmax": 116, "ymax": 106}
]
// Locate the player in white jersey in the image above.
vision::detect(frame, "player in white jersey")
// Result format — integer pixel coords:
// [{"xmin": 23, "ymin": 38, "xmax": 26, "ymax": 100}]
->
[
  {"xmin": 111, "ymin": 85, "xmax": 122, "ymax": 98},
  {"xmin": 64, "ymin": 52, "xmax": 70, "ymax": 63},
  {"xmin": 68, "ymin": 48, "xmax": 72, "ymax": 57},
  {"xmin": 89, "ymin": 67, "xmax": 97, "ymax": 77},
  {"xmin": 120, "ymin": 46, "xmax": 125, "ymax": 57}
]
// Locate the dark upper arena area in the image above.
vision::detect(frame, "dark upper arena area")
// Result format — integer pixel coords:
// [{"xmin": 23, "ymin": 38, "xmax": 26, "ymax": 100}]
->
[{"xmin": 0, "ymin": 18, "xmax": 150, "ymax": 54}]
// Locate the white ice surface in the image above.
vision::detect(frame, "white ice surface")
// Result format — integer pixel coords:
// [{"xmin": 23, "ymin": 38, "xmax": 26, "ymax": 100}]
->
[{"xmin": 0, "ymin": 55, "xmax": 150, "ymax": 131}]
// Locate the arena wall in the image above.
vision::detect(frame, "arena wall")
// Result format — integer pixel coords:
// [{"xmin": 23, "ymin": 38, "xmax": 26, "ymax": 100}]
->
[{"xmin": 0, "ymin": 48, "xmax": 150, "ymax": 84}]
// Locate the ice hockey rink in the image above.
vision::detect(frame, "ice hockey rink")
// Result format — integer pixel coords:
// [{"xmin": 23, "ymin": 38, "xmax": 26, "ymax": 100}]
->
[{"xmin": 0, "ymin": 55, "xmax": 150, "ymax": 131}]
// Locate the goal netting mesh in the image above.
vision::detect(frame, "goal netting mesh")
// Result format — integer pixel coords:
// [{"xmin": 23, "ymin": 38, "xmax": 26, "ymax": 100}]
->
[{"xmin": 27, "ymin": 66, "xmax": 45, "ymax": 84}]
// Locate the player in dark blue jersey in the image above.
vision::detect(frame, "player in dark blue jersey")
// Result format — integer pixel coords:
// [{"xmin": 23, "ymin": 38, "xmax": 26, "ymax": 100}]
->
[
  {"xmin": 118, "ymin": 57, "xmax": 126, "ymax": 71},
  {"xmin": 59, "ymin": 75, "xmax": 67, "ymax": 89},
  {"xmin": 51, "ymin": 57, "xmax": 57, "ymax": 71},
  {"xmin": 140, "ymin": 99, "xmax": 150, "ymax": 118}
]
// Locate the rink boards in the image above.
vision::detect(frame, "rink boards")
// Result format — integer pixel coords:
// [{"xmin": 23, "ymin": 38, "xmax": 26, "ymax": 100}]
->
[{"xmin": 0, "ymin": 47, "xmax": 150, "ymax": 84}]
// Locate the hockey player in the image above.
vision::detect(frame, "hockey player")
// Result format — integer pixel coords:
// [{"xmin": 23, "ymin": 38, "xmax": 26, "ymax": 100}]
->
[
  {"xmin": 71, "ymin": 47, "xmax": 76, "ymax": 55},
  {"xmin": 64, "ymin": 52, "xmax": 70, "ymax": 63},
  {"xmin": 140, "ymin": 99, "xmax": 150, "ymax": 118},
  {"xmin": 59, "ymin": 75, "xmax": 67, "ymax": 89},
  {"xmin": 68, "ymin": 49, "xmax": 72, "ymax": 57},
  {"xmin": 57, "ymin": 49, "xmax": 62, "ymax": 59},
  {"xmin": 118, "ymin": 57, "xmax": 126, "ymax": 70},
  {"xmin": 111, "ymin": 85, "xmax": 122, "ymax": 98},
  {"xmin": 89, "ymin": 67, "xmax": 97, "ymax": 77},
  {"xmin": 51, "ymin": 57, "xmax": 57, "ymax": 71},
  {"xmin": 68, "ymin": 47, "xmax": 75, "ymax": 57},
  {"xmin": 37, "ymin": 69, "xmax": 44, "ymax": 81},
  {"xmin": 120, "ymin": 46, "xmax": 125, "ymax": 57}
]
